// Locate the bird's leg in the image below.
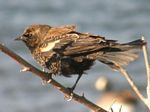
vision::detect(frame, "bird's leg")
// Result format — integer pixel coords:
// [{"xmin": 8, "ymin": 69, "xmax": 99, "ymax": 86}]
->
[
  {"xmin": 68, "ymin": 74, "xmax": 83, "ymax": 92},
  {"xmin": 64, "ymin": 74, "xmax": 83, "ymax": 101}
]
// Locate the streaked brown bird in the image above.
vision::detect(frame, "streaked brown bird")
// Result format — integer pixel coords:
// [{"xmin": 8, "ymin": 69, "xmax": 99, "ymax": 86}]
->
[{"xmin": 15, "ymin": 24, "xmax": 145, "ymax": 91}]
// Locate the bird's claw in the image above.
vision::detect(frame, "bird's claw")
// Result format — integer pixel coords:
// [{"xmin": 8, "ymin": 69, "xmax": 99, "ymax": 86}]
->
[{"xmin": 64, "ymin": 88, "xmax": 74, "ymax": 101}]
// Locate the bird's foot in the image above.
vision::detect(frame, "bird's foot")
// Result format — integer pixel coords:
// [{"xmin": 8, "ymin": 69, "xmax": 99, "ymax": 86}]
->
[
  {"xmin": 41, "ymin": 72, "xmax": 52, "ymax": 85},
  {"xmin": 64, "ymin": 87, "xmax": 74, "ymax": 101},
  {"xmin": 67, "ymin": 87, "xmax": 75, "ymax": 94}
]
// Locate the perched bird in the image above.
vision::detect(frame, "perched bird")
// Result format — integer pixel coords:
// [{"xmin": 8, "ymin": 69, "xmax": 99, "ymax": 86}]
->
[{"xmin": 15, "ymin": 24, "xmax": 145, "ymax": 91}]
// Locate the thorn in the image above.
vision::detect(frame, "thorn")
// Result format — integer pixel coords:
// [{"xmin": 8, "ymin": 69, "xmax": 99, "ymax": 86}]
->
[
  {"xmin": 42, "ymin": 74, "xmax": 53, "ymax": 85},
  {"xmin": 41, "ymin": 80, "xmax": 47, "ymax": 86},
  {"xmin": 82, "ymin": 92, "xmax": 85, "ymax": 98},
  {"xmin": 47, "ymin": 79, "xmax": 52, "ymax": 83},
  {"xmin": 20, "ymin": 67, "xmax": 30, "ymax": 72},
  {"xmin": 56, "ymin": 86, "xmax": 61, "ymax": 90}
]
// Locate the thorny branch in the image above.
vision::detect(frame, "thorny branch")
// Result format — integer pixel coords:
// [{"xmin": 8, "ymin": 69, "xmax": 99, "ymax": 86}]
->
[{"xmin": 0, "ymin": 43, "xmax": 107, "ymax": 112}]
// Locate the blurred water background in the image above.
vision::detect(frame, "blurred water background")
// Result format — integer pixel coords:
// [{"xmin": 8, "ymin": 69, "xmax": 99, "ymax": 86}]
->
[{"xmin": 0, "ymin": 0, "xmax": 150, "ymax": 112}]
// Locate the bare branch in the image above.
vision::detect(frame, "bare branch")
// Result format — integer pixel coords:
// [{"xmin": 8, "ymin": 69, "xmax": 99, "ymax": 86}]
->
[
  {"xmin": 141, "ymin": 36, "xmax": 150, "ymax": 99},
  {"xmin": 118, "ymin": 67, "xmax": 147, "ymax": 104},
  {"xmin": 0, "ymin": 43, "xmax": 107, "ymax": 112}
]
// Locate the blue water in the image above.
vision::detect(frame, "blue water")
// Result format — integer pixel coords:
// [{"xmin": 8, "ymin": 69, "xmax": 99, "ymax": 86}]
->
[{"xmin": 0, "ymin": 0, "xmax": 150, "ymax": 112}]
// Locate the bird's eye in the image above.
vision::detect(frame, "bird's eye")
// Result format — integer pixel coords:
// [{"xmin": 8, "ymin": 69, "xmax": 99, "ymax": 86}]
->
[{"xmin": 23, "ymin": 33, "xmax": 32, "ymax": 38}]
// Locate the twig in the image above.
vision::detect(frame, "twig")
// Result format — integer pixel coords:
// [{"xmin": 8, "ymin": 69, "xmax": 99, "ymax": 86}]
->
[
  {"xmin": 141, "ymin": 36, "xmax": 150, "ymax": 99},
  {"xmin": 119, "ymin": 66, "xmax": 150, "ymax": 110},
  {"xmin": 0, "ymin": 43, "xmax": 107, "ymax": 112},
  {"xmin": 118, "ymin": 67, "xmax": 147, "ymax": 104}
]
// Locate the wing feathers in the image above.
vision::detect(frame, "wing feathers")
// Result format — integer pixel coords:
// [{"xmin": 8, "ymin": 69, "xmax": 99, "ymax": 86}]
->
[
  {"xmin": 40, "ymin": 27, "xmax": 144, "ymax": 69},
  {"xmin": 46, "ymin": 25, "xmax": 76, "ymax": 37}
]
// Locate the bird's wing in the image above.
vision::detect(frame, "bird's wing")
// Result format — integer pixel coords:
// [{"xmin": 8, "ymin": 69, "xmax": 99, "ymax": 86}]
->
[
  {"xmin": 45, "ymin": 25, "xmax": 76, "ymax": 39},
  {"xmin": 39, "ymin": 25, "xmax": 76, "ymax": 53},
  {"xmin": 53, "ymin": 33, "xmax": 116, "ymax": 57},
  {"xmin": 40, "ymin": 25, "xmax": 117, "ymax": 58},
  {"xmin": 39, "ymin": 32, "xmax": 109, "ymax": 56}
]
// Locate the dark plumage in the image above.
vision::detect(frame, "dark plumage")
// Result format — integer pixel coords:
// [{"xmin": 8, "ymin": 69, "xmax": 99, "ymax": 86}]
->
[{"xmin": 15, "ymin": 24, "xmax": 145, "ymax": 91}]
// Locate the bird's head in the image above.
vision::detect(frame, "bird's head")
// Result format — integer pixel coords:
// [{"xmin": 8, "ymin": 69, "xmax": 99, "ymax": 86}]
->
[{"xmin": 15, "ymin": 24, "xmax": 51, "ymax": 50}]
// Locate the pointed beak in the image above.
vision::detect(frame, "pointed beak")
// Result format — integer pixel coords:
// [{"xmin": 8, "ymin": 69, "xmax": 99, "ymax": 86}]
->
[{"xmin": 15, "ymin": 35, "xmax": 26, "ymax": 41}]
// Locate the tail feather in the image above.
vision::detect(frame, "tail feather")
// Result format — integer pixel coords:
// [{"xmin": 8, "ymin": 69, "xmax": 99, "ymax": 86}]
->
[
  {"xmin": 123, "ymin": 39, "xmax": 145, "ymax": 47},
  {"xmin": 97, "ymin": 39, "xmax": 145, "ymax": 70}
]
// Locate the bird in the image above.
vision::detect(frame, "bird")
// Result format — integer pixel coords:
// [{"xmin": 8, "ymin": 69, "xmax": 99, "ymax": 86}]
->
[{"xmin": 15, "ymin": 24, "xmax": 145, "ymax": 91}]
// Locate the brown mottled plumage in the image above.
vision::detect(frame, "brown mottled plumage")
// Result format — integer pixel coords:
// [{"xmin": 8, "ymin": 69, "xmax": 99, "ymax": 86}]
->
[{"xmin": 15, "ymin": 24, "xmax": 145, "ymax": 91}]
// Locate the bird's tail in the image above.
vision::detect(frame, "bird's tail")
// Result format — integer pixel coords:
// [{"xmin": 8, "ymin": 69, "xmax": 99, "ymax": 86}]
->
[{"xmin": 97, "ymin": 39, "xmax": 146, "ymax": 70}]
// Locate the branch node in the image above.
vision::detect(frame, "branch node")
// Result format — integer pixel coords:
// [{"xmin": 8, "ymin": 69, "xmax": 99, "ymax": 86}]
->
[
  {"xmin": 0, "ymin": 43, "xmax": 5, "ymax": 51},
  {"xmin": 110, "ymin": 108, "xmax": 113, "ymax": 112},
  {"xmin": 141, "ymin": 36, "xmax": 146, "ymax": 42},
  {"xmin": 95, "ymin": 108, "xmax": 104, "ymax": 112},
  {"xmin": 20, "ymin": 67, "xmax": 30, "ymax": 72}
]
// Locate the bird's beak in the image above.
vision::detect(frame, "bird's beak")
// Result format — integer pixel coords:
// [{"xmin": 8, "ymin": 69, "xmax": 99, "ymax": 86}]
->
[{"xmin": 15, "ymin": 35, "xmax": 26, "ymax": 41}]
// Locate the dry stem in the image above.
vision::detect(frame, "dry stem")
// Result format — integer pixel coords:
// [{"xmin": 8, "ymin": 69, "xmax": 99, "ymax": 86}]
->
[
  {"xmin": 118, "ymin": 67, "xmax": 147, "ymax": 103},
  {"xmin": 141, "ymin": 37, "xmax": 150, "ymax": 109},
  {"xmin": 141, "ymin": 37, "xmax": 150, "ymax": 99}
]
